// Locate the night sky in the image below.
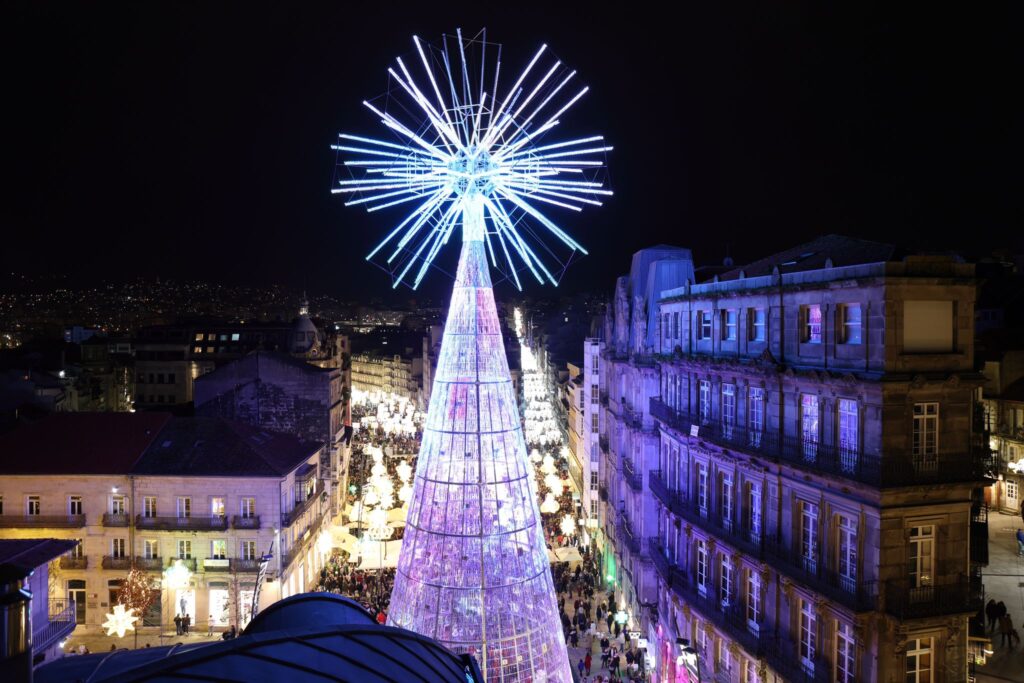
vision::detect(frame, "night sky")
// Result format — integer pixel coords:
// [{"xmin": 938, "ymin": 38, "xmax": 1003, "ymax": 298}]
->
[{"xmin": 4, "ymin": 3, "xmax": 1020, "ymax": 299}]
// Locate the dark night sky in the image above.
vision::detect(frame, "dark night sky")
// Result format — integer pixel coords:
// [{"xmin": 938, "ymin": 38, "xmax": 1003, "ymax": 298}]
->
[{"xmin": 3, "ymin": 3, "xmax": 1021, "ymax": 299}]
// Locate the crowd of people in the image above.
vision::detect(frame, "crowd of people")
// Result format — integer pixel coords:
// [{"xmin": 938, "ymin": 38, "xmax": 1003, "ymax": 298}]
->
[
  {"xmin": 315, "ymin": 553, "xmax": 395, "ymax": 620},
  {"xmin": 985, "ymin": 599, "xmax": 1021, "ymax": 648}
]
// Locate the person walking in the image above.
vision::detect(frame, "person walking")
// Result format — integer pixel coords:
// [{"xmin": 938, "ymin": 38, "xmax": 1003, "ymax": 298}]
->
[
  {"xmin": 585, "ymin": 652, "xmax": 592, "ymax": 676},
  {"xmin": 1017, "ymin": 527, "xmax": 1024, "ymax": 557},
  {"xmin": 578, "ymin": 658, "xmax": 586, "ymax": 679},
  {"xmin": 174, "ymin": 613, "xmax": 182, "ymax": 636},
  {"xmin": 986, "ymin": 599, "xmax": 999, "ymax": 632},
  {"xmin": 1000, "ymin": 613, "xmax": 1014, "ymax": 648}
]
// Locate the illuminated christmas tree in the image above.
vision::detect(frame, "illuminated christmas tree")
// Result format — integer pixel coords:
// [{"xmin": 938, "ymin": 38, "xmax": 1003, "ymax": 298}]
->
[{"xmin": 333, "ymin": 30, "xmax": 610, "ymax": 682}]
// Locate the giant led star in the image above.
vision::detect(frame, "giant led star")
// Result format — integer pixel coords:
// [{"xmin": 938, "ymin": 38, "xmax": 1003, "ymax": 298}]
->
[{"xmin": 102, "ymin": 604, "xmax": 138, "ymax": 638}]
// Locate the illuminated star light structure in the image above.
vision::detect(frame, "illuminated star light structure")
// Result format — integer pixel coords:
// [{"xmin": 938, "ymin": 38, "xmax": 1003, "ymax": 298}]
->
[{"xmin": 333, "ymin": 29, "xmax": 610, "ymax": 682}]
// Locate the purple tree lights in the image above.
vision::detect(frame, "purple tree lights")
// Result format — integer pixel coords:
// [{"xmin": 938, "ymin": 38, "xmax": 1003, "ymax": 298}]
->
[
  {"xmin": 388, "ymin": 234, "xmax": 571, "ymax": 681},
  {"xmin": 332, "ymin": 30, "xmax": 610, "ymax": 681}
]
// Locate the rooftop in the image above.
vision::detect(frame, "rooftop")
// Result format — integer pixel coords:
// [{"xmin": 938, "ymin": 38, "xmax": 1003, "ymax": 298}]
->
[
  {"xmin": 719, "ymin": 234, "xmax": 901, "ymax": 280},
  {"xmin": 0, "ymin": 538, "xmax": 80, "ymax": 581},
  {"xmin": 35, "ymin": 593, "xmax": 483, "ymax": 683}
]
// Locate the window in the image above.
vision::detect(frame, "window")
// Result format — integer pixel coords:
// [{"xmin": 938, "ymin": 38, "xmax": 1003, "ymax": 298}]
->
[
  {"xmin": 696, "ymin": 540, "xmax": 708, "ymax": 594},
  {"xmin": 673, "ymin": 312, "xmax": 680, "ymax": 339},
  {"xmin": 231, "ymin": 333, "xmax": 240, "ymax": 341},
  {"xmin": 699, "ymin": 380, "xmax": 711, "ymax": 425},
  {"xmin": 905, "ymin": 637, "xmax": 933, "ymax": 683},
  {"xmin": 69, "ymin": 496, "xmax": 82, "ymax": 516},
  {"xmin": 111, "ymin": 495, "xmax": 126, "ymax": 514},
  {"xmin": 112, "ymin": 538, "xmax": 126, "ymax": 558},
  {"xmin": 748, "ymin": 387, "xmax": 764, "ymax": 447},
  {"xmin": 0, "ymin": 495, "xmax": 3, "ymax": 515},
  {"xmin": 194, "ymin": 333, "xmax": 203, "ymax": 341},
  {"xmin": 838, "ymin": 399, "xmax": 859, "ymax": 471},
  {"xmin": 193, "ymin": 346, "xmax": 202, "ymax": 354},
  {"xmin": 27, "ymin": 495, "xmax": 40, "ymax": 516},
  {"xmin": 746, "ymin": 570, "xmax": 761, "ymax": 629},
  {"xmin": 749, "ymin": 307, "xmax": 766, "ymax": 342},
  {"xmin": 211, "ymin": 497, "xmax": 225, "ymax": 517},
  {"xmin": 720, "ymin": 472, "xmax": 734, "ymax": 529},
  {"xmin": 591, "ymin": 411, "xmax": 599, "ymax": 433},
  {"xmin": 835, "ymin": 621, "xmax": 856, "ymax": 683},
  {"xmin": 801, "ymin": 394, "xmax": 819, "ymax": 460},
  {"xmin": 590, "ymin": 471, "xmax": 599, "ymax": 490},
  {"xmin": 720, "ymin": 556, "xmax": 733, "ymax": 608},
  {"xmin": 801, "ymin": 304, "xmax": 822, "ymax": 344},
  {"xmin": 837, "ymin": 514, "xmax": 857, "ymax": 593},
  {"xmin": 167, "ymin": 373, "xmax": 176, "ymax": 384},
  {"xmin": 211, "ymin": 539, "xmax": 227, "ymax": 560},
  {"xmin": 663, "ymin": 313, "xmax": 670, "ymax": 347},
  {"xmin": 698, "ymin": 311, "xmax": 712, "ymax": 340},
  {"xmin": 1008, "ymin": 480, "xmax": 1020, "ymax": 503},
  {"xmin": 722, "ymin": 309, "xmax": 737, "ymax": 341},
  {"xmin": 908, "ymin": 525, "xmax": 935, "ymax": 588},
  {"xmin": 144, "ymin": 539, "xmax": 159, "ymax": 559},
  {"xmin": 242, "ymin": 540, "xmax": 257, "ymax": 561},
  {"xmin": 912, "ymin": 403, "xmax": 939, "ymax": 465},
  {"xmin": 722, "ymin": 384, "xmax": 736, "ymax": 438},
  {"xmin": 178, "ymin": 539, "xmax": 192, "ymax": 559},
  {"xmin": 241, "ymin": 497, "xmax": 256, "ymax": 519},
  {"xmin": 904, "ymin": 301, "xmax": 953, "ymax": 352},
  {"xmin": 717, "ymin": 636, "xmax": 731, "ymax": 674},
  {"xmin": 698, "ymin": 463, "xmax": 709, "ymax": 514},
  {"xmin": 747, "ymin": 482, "xmax": 762, "ymax": 541},
  {"xmin": 801, "ymin": 501, "xmax": 819, "ymax": 573},
  {"xmin": 840, "ymin": 304, "xmax": 862, "ymax": 344},
  {"xmin": 799, "ymin": 598, "xmax": 818, "ymax": 673},
  {"xmin": 143, "ymin": 496, "xmax": 157, "ymax": 518},
  {"xmin": 70, "ymin": 540, "xmax": 83, "ymax": 559},
  {"xmin": 177, "ymin": 497, "xmax": 191, "ymax": 518}
]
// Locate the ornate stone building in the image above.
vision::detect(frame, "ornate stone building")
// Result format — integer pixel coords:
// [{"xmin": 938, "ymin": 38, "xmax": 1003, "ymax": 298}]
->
[{"xmin": 598, "ymin": 237, "xmax": 989, "ymax": 682}]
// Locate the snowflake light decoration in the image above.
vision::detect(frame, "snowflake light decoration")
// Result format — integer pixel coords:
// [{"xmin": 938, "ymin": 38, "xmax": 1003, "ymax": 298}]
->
[
  {"xmin": 102, "ymin": 604, "xmax": 138, "ymax": 638},
  {"xmin": 333, "ymin": 29, "xmax": 611, "ymax": 290}
]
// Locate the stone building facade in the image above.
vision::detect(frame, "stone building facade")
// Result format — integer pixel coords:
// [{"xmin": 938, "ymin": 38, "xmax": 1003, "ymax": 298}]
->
[
  {"xmin": 597, "ymin": 237, "xmax": 989, "ymax": 683},
  {"xmin": 193, "ymin": 351, "xmax": 349, "ymax": 516},
  {"xmin": 350, "ymin": 352, "xmax": 421, "ymax": 400},
  {"xmin": 0, "ymin": 412, "xmax": 331, "ymax": 637}
]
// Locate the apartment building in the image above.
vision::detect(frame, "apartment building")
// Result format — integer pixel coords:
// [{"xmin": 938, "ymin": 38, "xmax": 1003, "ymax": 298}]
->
[
  {"xmin": 602, "ymin": 236, "xmax": 989, "ymax": 683},
  {"xmin": 0, "ymin": 412, "xmax": 331, "ymax": 636}
]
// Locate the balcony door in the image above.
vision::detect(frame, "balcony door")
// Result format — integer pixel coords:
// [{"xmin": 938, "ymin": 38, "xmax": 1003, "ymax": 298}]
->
[
  {"xmin": 908, "ymin": 525, "xmax": 935, "ymax": 589},
  {"xmin": 68, "ymin": 579, "xmax": 86, "ymax": 624}
]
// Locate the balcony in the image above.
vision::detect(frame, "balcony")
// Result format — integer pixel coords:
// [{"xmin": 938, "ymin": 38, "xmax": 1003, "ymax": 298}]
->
[
  {"xmin": 619, "ymin": 516, "xmax": 642, "ymax": 555},
  {"xmin": 970, "ymin": 504, "xmax": 989, "ymax": 566},
  {"xmin": 168, "ymin": 557, "xmax": 198, "ymax": 572},
  {"xmin": 651, "ymin": 540, "xmax": 776, "ymax": 659},
  {"xmin": 102, "ymin": 513, "xmax": 130, "ymax": 527},
  {"xmin": 622, "ymin": 457, "xmax": 643, "ymax": 491},
  {"xmin": 136, "ymin": 514, "xmax": 229, "ymax": 531},
  {"xmin": 621, "ymin": 403, "xmax": 646, "ymax": 431},
  {"xmin": 59, "ymin": 555, "xmax": 87, "ymax": 570},
  {"xmin": 35, "ymin": 599, "xmax": 76, "ymax": 654},
  {"xmin": 135, "ymin": 556, "xmax": 163, "ymax": 571},
  {"xmin": 650, "ymin": 398, "xmax": 986, "ymax": 488},
  {"xmin": 599, "ymin": 435, "xmax": 610, "ymax": 454},
  {"xmin": 650, "ymin": 470, "xmax": 877, "ymax": 612},
  {"xmin": 598, "ymin": 484, "xmax": 608, "ymax": 502},
  {"xmin": 0, "ymin": 514, "xmax": 86, "ymax": 528},
  {"xmin": 101, "ymin": 555, "xmax": 132, "ymax": 570},
  {"xmin": 232, "ymin": 515, "xmax": 261, "ymax": 530},
  {"xmin": 884, "ymin": 575, "xmax": 980, "ymax": 619},
  {"xmin": 203, "ymin": 558, "xmax": 231, "ymax": 572},
  {"xmin": 282, "ymin": 488, "xmax": 323, "ymax": 527},
  {"xmin": 234, "ymin": 558, "xmax": 262, "ymax": 572}
]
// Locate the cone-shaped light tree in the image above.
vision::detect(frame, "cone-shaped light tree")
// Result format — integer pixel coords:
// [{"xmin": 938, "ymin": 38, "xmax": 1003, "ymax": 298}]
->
[{"xmin": 333, "ymin": 29, "xmax": 610, "ymax": 682}]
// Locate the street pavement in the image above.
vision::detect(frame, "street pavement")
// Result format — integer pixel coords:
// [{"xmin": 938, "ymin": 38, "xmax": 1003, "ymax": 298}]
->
[{"xmin": 975, "ymin": 510, "xmax": 1024, "ymax": 682}]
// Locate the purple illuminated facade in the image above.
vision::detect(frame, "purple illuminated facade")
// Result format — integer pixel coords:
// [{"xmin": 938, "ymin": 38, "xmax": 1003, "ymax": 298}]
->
[{"xmin": 388, "ymin": 233, "xmax": 572, "ymax": 681}]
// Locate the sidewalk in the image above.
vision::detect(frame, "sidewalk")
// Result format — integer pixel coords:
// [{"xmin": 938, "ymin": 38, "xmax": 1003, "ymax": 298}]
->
[
  {"xmin": 974, "ymin": 511, "xmax": 1024, "ymax": 683},
  {"xmin": 61, "ymin": 626, "xmax": 224, "ymax": 655}
]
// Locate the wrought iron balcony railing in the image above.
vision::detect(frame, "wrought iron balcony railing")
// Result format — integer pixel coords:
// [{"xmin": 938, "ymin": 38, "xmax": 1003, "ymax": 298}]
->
[
  {"xmin": 650, "ymin": 470, "xmax": 877, "ymax": 612},
  {"xmin": 650, "ymin": 398, "xmax": 987, "ymax": 488},
  {"xmin": 135, "ymin": 556, "xmax": 163, "ymax": 571},
  {"xmin": 232, "ymin": 515, "xmax": 261, "ymax": 530},
  {"xmin": 102, "ymin": 513, "xmax": 130, "ymax": 527},
  {"xmin": 136, "ymin": 514, "xmax": 229, "ymax": 531},
  {"xmin": 622, "ymin": 457, "xmax": 643, "ymax": 491},
  {"xmin": 101, "ymin": 555, "xmax": 132, "ymax": 570},
  {"xmin": 884, "ymin": 575, "xmax": 981, "ymax": 619},
  {"xmin": 0, "ymin": 514, "xmax": 86, "ymax": 528},
  {"xmin": 59, "ymin": 556, "xmax": 87, "ymax": 570}
]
